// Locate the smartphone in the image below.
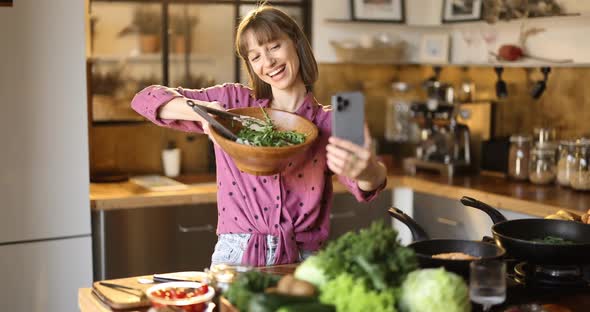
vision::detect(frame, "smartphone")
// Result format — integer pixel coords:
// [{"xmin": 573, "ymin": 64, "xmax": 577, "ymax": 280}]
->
[{"xmin": 331, "ymin": 91, "xmax": 365, "ymax": 146}]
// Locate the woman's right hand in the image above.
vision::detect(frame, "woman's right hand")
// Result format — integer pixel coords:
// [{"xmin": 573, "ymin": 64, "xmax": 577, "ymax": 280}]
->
[
  {"xmin": 158, "ymin": 96, "xmax": 223, "ymax": 135},
  {"xmin": 190, "ymin": 100, "xmax": 224, "ymax": 136}
]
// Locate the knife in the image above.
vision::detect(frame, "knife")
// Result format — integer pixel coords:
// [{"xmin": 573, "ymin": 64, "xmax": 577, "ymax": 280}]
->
[{"xmin": 99, "ymin": 282, "xmax": 146, "ymax": 299}]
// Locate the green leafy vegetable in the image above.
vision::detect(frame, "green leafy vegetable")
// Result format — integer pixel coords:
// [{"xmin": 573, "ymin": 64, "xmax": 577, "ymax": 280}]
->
[
  {"xmin": 533, "ymin": 236, "xmax": 575, "ymax": 244},
  {"xmin": 399, "ymin": 268, "xmax": 470, "ymax": 312},
  {"xmin": 319, "ymin": 273, "xmax": 398, "ymax": 312},
  {"xmin": 293, "ymin": 255, "xmax": 329, "ymax": 288},
  {"xmin": 314, "ymin": 220, "xmax": 418, "ymax": 290},
  {"xmin": 224, "ymin": 270, "xmax": 281, "ymax": 311},
  {"xmin": 236, "ymin": 108, "xmax": 306, "ymax": 147}
]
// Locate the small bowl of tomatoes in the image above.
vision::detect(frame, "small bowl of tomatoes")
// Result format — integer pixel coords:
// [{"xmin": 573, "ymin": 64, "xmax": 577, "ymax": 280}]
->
[{"xmin": 146, "ymin": 281, "xmax": 215, "ymax": 312}]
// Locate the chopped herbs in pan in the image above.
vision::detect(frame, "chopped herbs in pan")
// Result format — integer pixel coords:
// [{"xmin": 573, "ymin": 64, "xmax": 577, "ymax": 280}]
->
[
  {"xmin": 532, "ymin": 236, "xmax": 575, "ymax": 244},
  {"xmin": 236, "ymin": 107, "xmax": 306, "ymax": 147}
]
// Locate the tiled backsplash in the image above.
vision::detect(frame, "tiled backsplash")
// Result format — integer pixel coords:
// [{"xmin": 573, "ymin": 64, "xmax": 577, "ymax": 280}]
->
[{"xmin": 89, "ymin": 64, "xmax": 590, "ymax": 175}]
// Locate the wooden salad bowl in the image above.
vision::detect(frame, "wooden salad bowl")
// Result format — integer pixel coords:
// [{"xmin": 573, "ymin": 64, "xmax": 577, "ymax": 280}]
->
[{"xmin": 210, "ymin": 107, "xmax": 319, "ymax": 176}]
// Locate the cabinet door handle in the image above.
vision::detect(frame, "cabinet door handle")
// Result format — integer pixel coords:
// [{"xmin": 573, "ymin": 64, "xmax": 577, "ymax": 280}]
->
[
  {"xmin": 436, "ymin": 217, "xmax": 459, "ymax": 227},
  {"xmin": 178, "ymin": 224, "xmax": 215, "ymax": 233},
  {"xmin": 330, "ymin": 211, "xmax": 356, "ymax": 219}
]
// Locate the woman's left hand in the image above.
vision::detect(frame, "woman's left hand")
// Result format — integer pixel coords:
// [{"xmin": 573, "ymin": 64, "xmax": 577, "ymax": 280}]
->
[{"xmin": 326, "ymin": 126, "xmax": 386, "ymax": 190}]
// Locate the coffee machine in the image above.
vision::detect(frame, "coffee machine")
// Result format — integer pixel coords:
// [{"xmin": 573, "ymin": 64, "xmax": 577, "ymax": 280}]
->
[{"xmin": 403, "ymin": 73, "xmax": 472, "ymax": 177}]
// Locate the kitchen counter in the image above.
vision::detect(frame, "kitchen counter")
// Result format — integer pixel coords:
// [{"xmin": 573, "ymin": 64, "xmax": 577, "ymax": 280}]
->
[
  {"xmin": 78, "ymin": 265, "xmax": 297, "ymax": 312},
  {"xmin": 90, "ymin": 159, "xmax": 590, "ymax": 217},
  {"xmin": 78, "ymin": 265, "xmax": 590, "ymax": 312}
]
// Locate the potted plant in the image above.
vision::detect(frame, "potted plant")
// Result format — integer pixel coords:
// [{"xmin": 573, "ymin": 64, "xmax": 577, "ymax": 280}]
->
[
  {"xmin": 132, "ymin": 8, "xmax": 161, "ymax": 53},
  {"xmin": 170, "ymin": 13, "xmax": 198, "ymax": 54}
]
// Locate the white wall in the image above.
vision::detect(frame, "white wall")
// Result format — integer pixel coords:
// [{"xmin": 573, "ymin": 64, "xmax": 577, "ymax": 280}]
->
[{"xmin": 312, "ymin": 0, "xmax": 590, "ymax": 65}]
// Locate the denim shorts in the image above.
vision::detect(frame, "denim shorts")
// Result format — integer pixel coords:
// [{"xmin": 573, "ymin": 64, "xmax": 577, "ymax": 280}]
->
[{"xmin": 210, "ymin": 233, "xmax": 314, "ymax": 267}]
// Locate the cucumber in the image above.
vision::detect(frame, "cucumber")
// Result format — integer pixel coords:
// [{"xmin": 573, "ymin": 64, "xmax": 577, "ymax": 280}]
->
[
  {"xmin": 248, "ymin": 293, "xmax": 317, "ymax": 312},
  {"xmin": 277, "ymin": 302, "xmax": 336, "ymax": 312}
]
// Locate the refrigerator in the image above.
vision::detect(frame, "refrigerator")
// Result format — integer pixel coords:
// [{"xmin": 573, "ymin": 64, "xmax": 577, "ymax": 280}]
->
[{"xmin": 0, "ymin": 0, "xmax": 93, "ymax": 311}]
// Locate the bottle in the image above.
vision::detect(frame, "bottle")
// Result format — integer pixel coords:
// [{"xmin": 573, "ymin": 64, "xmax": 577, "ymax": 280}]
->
[
  {"xmin": 507, "ymin": 135, "xmax": 531, "ymax": 181},
  {"xmin": 162, "ymin": 140, "xmax": 181, "ymax": 177}
]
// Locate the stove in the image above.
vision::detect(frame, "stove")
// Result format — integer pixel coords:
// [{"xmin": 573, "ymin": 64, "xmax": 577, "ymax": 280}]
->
[
  {"xmin": 509, "ymin": 261, "xmax": 590, "ymax": 289},
  {"xmin": 476, "ymin": 261, "xmax": 590, "ymax": 312}
]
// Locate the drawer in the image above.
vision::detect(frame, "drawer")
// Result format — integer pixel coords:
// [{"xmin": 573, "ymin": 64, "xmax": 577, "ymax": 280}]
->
[{"xmin": 174, "ymin": 204, "xmax": 219, "ymax": 271}]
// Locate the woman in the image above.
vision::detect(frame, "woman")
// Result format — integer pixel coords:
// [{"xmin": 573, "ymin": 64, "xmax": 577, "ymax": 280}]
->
[{"xmin": 131, "ymin": 5, "xmax": 387, "ymax": 267}]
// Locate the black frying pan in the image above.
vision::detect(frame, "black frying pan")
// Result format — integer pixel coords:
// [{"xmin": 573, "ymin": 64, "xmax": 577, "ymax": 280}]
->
[
  {"xmin": 388, "ymin": 207, "xmax": 505, "ymax": 277},
  {"xmin": 460, "ymin": 196, "xmax": 590, "ymax": 265}
]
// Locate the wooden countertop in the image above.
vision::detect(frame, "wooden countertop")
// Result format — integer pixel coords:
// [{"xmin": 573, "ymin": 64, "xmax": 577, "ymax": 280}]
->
[
  {"xmin": 78, "ymin": 265, "xmax": 298, "ymax": 312},
  {"xmin": 90, "ymin": 161, "xmax": 590, "ymax": 217}
]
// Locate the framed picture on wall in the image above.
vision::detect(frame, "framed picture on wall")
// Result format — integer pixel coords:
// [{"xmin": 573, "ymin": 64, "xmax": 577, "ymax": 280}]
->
[
  {"xmin": 350, "ymin": 0, "xmax": 405, "ymax": 23},
  {"xmin": 442, "ymin": 0, "xmax": 483, "ymax": 23},
  {"xmin": 419, "ymin": 33, "xmax": 450, "ymax": 64},
  {"xmin": 0, "ymin": 0, "xmax": 13, "ymax": 7}
]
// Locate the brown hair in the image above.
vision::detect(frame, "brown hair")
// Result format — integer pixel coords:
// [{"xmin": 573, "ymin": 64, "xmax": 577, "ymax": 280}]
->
[{"xmin": 236, "ymin": 5, "xmax": 318, "ymax": 100}]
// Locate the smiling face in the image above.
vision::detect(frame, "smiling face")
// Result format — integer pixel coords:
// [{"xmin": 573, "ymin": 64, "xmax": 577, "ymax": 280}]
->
[
  {"xmin": 244, "ymin": 30, "xmax": 302, "ymax": 92},
  {"xmin": 235, "ymin": 6, "xmax": 318, "ymax": 100}
]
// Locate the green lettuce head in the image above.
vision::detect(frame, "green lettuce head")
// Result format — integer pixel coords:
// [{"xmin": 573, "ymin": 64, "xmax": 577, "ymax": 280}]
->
[{"xmin": 399, "ymin": 268, "xmax": 470, "ymax": 312}]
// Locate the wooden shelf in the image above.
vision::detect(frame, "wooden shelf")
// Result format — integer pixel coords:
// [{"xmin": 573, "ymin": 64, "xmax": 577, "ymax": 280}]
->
[
  {"xmin": 325, "ymin": 18, "xmax": 404, "ymax": 24},
  {"xmin": 326, "ymin": 13, "xmax": 586, "ymax": 27},
  {"xmin": 89, "ymin": 54, "xmax": 215, "ymax": 64}
]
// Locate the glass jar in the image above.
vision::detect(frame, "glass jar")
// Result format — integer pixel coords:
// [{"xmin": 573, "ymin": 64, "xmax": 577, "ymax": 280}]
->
[
  {"xmin": 386, "ymin": 82, "xmax": 420, "ymax": 143},
  {"xmin": 557, "ymin": 140, "xmax": 576, "ymax": 187},
  {"xmin": 205, "ymin": 264, "xmax": 251, "ymax": 294},
  {"xmin": 529, "ymin": 143, "xmax": 557, "ymax": 185},
  {"xmin": 533, "ymin": 127, "xmax": 557, "ymax": 145},
  {"xmin": 508, "ymin": 135, "xmax": 532, "ymax": 180},
  {"xmin": 570, "ymin": 141, "xmax": 590, "ymax": 191}
]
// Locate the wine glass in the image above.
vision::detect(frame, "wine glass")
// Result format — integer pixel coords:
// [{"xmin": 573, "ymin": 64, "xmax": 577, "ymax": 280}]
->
[{"xmin": 469, "ymin": 260, "xmax": 507, "ymax": 312}]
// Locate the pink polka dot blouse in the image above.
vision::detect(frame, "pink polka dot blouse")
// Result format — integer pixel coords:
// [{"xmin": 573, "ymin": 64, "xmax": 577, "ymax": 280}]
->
[{"xmin": 131, "ymin": 83, "xmax": 386, "ymax": 266}]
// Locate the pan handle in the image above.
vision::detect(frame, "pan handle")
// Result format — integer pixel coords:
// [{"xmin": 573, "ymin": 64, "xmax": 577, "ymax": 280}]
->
[
  {"xmin": 460, "ymin": 196, "xmax": 508, "ymax": 224},
  {"xmin": 388, "ymin": 207, "xmax": 430, "ymax": 242}
]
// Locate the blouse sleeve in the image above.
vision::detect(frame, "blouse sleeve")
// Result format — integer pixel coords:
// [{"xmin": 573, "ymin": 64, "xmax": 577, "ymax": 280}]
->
[
  {"xmin": 130, "ymin": 83, "xmax": 252, "ymax": 133},
  {"xmin": 337, "ymin": 174, "xmax": 387, "ymax": 202}
]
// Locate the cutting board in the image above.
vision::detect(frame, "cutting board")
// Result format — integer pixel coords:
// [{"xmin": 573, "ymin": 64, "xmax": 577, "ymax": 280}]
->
[{"xmin": 92, "ymin": 276, "xmax": 152, "ymax": 310}]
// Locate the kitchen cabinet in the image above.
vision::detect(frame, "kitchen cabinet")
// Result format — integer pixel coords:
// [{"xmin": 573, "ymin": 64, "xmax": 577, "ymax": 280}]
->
[
  {"xmin": 92, "ymin": 189, "xmax": 391, "ymax": 280},
  {"xmin": 88, "ymin": 0, "xmax": 311, "ymax": 124},
  {"xmin": 329, "ymin": 190, "xmax": 392, "ymax": 240},
  {"xmin": 92, "ymin": 203, "xmax": 218, "ymax": 280}
]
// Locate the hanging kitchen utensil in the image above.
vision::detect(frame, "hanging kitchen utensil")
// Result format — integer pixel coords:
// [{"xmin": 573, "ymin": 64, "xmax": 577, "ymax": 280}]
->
[
  {"xmin": 186, "ymin": 100, "xmax": 238, "ymax": 141},
  {"xmin": 388, "ymin": 207, "xmax": 505, "ymax": 278},
  {"xmin": 460, "ymin": 196, "xmax": 590, "ymax": 265},
  {"xmin": 494, "ymin": 66, "xmax": 508, "ymax": 99},
  {"xmin": 531, "ymin": 67, "xmax": 551, "ymax": 99}
]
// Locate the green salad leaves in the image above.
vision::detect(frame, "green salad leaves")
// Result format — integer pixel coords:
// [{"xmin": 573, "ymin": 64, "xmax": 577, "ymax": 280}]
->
[{"xmin": 236, "ymin": 108, "xmax": 305, "ymax": 147}]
